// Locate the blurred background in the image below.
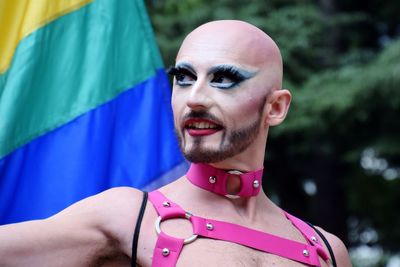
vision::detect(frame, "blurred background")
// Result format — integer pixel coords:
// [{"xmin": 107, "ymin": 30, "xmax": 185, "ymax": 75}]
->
[
  {"xmin": 145, "ymin": 0, "xmax": 400, "ymax": 266},
  {"xmin": 1, "ymin": 1, "xmax": 398, "ymax": 266}
]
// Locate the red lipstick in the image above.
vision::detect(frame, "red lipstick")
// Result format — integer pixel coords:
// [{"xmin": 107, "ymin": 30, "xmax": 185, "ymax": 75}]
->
[{"xmin": 184, "ymin": 119, "xmax": 222, "ymax": 136}]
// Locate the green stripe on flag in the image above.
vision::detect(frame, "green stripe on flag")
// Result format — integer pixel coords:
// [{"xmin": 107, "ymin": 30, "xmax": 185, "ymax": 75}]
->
[{"xmin": 0, "ymin": 0, "xmax": 163, "ymax": 158}]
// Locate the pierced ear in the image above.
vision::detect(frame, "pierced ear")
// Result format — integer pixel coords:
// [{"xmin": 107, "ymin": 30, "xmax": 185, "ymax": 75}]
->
[{"xmin": 265, "ymin": 89, "xmax": 291, "ymax": 126}]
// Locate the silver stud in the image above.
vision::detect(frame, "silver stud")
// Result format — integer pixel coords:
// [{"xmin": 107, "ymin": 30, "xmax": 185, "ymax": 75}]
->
[
  {"xmin": 162, "ymin": 201, "xmax": 170, "ymax": 207},
  {"xmin": 162, "ymin": 248, "xmax": 170, "ymax": 256},
  {"xmin": 209, "ymin": 176, "xmax": 217, "ymax": 184},
  {"xmin": 311, "ymin": 236, "xmax": 318, "ymax": 243},
  {"xmin": 303, "ymin": 249, "xmax": 309, "ymax": 257},
  {"xmin": 206, "ymin": 223, "xmax": 214, "ymax": 230},
  {"xmin": 253, "ymin": 180, "xmax": 260, "ymax": 188}
]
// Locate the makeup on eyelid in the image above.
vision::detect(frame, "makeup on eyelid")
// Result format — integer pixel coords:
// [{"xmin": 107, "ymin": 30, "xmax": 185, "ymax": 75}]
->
[
  {"xmin": 167, "ymin": 65, "xmax": 197, "ymax": 86},
  {"xmin": 209, "ymin": 65, "xmax": 256, "ymax": 89},
  {"xmin": 167, "ymin": 64, "xmax": 256, "ymax": 89}
]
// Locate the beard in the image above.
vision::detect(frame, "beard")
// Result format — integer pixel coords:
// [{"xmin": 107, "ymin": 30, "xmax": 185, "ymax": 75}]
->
[{"xmin": 175, "ymin": 109, "xmax": 264, "ymax": 164}]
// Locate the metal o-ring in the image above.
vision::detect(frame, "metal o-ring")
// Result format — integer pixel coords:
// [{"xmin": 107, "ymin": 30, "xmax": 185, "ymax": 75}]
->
[
  {"xmin": 155, "ymin": 215, "xmax": 198, "ymax": 244},
  {"xmin": 225, "ymin": 170, "xmax": 244, "ymax": 199},
  {"xmin": 225, "ymin": 194, "xmax": 241, "ymax": 199}
]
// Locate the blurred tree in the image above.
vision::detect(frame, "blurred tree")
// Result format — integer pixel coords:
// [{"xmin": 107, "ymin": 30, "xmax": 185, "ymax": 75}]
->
[
  {"xmin": 145, "ymin": 0, "xmax": 400, "ymax": 256},
  {"xmin": 273, "ymin": 39, "xmax": 400, "ymax": 251}
]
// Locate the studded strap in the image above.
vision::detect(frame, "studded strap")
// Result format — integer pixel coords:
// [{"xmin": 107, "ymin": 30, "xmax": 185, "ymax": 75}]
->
[
  {"xmin": 148, "ymin": 191, "xmax": 187, "ymax": 267},
  {"xmin": 284, "ymin": 212, "xmax": 330, "ymax": 262},
  {"xmin": 152, "ymin": 232, "xmax": 184, "ymax": 267},
  {"xmin": 191, "ymin": 216, "xmax": 321, "ymax": 266},
  {"xmin": 148, "ymin": 191, "xmax": 327, "ymax": 267},
  {"xmin": 186, "ymin": 163, "xmax": 263, "ymax": 197},
  {"xmin": 148, "ymin": 190, "xmax": 186, "ymax": 219}
]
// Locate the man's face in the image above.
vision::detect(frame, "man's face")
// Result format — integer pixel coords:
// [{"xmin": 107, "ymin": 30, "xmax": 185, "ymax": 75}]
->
[{"xmin": 171, "ymin": 24, "xmax": 274, "ymax": 163}]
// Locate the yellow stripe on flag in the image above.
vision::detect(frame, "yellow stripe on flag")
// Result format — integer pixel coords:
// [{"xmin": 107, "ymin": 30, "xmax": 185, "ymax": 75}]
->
[{"xmin": 0, "ymin": 0, "xmax": 92, "ymax": 73}]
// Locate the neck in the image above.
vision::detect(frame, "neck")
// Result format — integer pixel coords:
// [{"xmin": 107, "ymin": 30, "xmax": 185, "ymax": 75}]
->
[
  {"xmin": 179, "ymin": 170, "xmax": 269, "ymax": 222},
  {"xmin": 208, "ymin": 135, "xmax": 268, "ymax": 172},
  {"xmin": 186, "ymin": 163, "xmax": 264, "ymax": 198}
]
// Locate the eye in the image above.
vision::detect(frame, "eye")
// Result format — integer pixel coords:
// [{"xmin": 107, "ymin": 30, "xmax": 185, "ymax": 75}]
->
[
  {"xmin": 210, "ymin": 67, "xmax": 247, "ymax": 89},
  {"xmin": 167, "ymin": 66, "xmax": 196, "ymax": 87},
  {"xmin": 212, "ymin": 74, "xmax": 234, "ymax": 84}
]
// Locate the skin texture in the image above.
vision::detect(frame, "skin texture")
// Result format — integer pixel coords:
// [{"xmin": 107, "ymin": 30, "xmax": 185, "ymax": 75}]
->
[{"xmin": 0, "ymin": 20, "xmax": 352, "ymax": 267}]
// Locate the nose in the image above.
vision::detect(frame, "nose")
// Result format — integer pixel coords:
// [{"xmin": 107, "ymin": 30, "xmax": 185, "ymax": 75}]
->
[{"xmin": 186, "ymin": 81, "xmax": 212, "ymax": 111}]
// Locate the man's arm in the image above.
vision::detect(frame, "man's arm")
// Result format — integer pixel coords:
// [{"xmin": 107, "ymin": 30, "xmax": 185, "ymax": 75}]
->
[{"xmin": 0, "ymin": 187, "xmax": 143, "ymax": 267}]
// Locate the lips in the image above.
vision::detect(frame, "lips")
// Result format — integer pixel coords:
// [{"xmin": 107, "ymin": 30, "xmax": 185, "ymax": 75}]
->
[{"xmin": 184, "ymin": 119, "xmax": 223, "ymax": 136}]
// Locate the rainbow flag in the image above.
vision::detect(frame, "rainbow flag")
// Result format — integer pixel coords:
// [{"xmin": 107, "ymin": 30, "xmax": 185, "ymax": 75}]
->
[{"xmin": 0, "ymin": 0, "xmax": 186, "ymax": 224}]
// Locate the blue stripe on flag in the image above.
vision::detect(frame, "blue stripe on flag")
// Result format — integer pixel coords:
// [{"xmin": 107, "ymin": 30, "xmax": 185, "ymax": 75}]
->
[{"xmin": 0, "ymin": 69, "xmax": 186, "ymax": 224}]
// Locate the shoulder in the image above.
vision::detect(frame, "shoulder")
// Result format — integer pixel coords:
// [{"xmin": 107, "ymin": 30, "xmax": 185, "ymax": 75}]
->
[
  {"xmin": 52, "ymin": 187, "xmax": 146, "ymax": 255},
  {"xmin": 315, "ymin": 226, "xmax": 352, "ymax": 267},
  {"xmin": 88, "ymin": 186, "xmax": 145, "ymax": 215},
  {"xmin": 83, "ymin": 187, "xmax": 147, "ymax": 235},
  {"xmin": 53, "ymin": 186, "xmax": 145, "ymax": 221}
]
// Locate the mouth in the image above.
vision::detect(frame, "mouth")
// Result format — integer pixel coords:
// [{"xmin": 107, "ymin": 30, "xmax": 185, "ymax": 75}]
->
[{"xmin": 184, "ymin": 119, "xmax": 223, "ymax": 136}]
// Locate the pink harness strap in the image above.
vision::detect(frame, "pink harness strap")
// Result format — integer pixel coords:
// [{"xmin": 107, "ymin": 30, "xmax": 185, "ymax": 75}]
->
[
  {"xmin": 148, "ymin": 190, "xmax": 186, "ymax": 219},
  {"xmin": 285, "ymin": 212, "xmax": 330, "ymax": 262},
  {"xmin": 191, "ymin": 216, "xmax": 320, "ymax": 265},
  {"xmin": 152, "ymin": 232, "xmax": 184, "ymax": 267},
  {"xmin": 148, "ymin": 191, "xmax": 188, "ymax": 267},
  {"xmin": 148, "ymin": 191, "xmax": 328, "ymax": 267}
]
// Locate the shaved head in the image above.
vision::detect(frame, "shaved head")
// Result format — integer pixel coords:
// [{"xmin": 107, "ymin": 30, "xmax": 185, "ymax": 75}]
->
[{"xmin": 177, "ymin": 20, "xmax": 283, "ymax": 90}]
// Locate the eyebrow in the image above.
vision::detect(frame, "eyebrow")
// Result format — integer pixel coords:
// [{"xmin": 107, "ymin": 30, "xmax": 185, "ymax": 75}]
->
[
  {"xmin": 207, "ymin": 64, "xmax": 257, "ymax": 79},
  {"xmin": 172, "ymin": 62, "xmax": 258, "ymax": 80},
  {"xmin": 174, "ymin": 62, "xmax": 196, "ymax": 74}
]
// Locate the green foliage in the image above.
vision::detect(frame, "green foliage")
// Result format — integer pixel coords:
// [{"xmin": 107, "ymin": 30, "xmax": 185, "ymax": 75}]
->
[
  {"xmin": 275, "ymin": 39, "xmax": 400, "ymax": 251},
  {"xmin": 280, "ymin": 39, "xmax": 400, "ymax": 136},
  {"xmin": 263, "ymin": 5, "xmax": 327, "ymax": 83}
]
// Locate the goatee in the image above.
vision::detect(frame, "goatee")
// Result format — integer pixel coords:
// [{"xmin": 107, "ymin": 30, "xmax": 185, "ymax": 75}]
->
[{"xmin": 176, "ymin": 113, "xmax": 262, "ymax": 163}]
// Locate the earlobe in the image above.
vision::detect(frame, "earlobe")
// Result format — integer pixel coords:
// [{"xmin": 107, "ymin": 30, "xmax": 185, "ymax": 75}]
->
[{"xmin": 265, "ymin": 89, "xmax": 291, "ymax": 126}]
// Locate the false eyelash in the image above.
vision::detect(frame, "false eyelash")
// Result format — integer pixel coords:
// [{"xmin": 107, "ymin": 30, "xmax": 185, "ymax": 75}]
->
[
  {"xmin": 166, "ymin": 66, "xmax": 178, "ymax": 75},
  {"xmin": 211, "ymin": 66, "xmax": 249, "ymax": 83},
  {"xmin": 167, "ymin": 66, "xmax": 196, "ymax": 80}
]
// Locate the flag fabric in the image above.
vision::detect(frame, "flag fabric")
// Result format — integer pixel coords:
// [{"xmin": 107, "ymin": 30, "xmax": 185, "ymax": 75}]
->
[{"xmin": 0, "ymin": 0, "xmax": 187, "ymax": 224}]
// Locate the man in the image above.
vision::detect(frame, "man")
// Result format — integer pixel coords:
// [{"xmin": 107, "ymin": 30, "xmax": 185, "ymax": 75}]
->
[{"xmin": 0, "ymin": 20, "xmax": 352, "ymax": 266}]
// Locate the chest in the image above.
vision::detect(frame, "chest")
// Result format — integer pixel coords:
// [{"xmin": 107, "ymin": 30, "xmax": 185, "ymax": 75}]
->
[
  {"xmin": 138, "ymin": 233, "xmax": 328, "ymax": 267},
  {"xmin": 136, "ymin": 211, "xmax": 329, "ymax": 267}
]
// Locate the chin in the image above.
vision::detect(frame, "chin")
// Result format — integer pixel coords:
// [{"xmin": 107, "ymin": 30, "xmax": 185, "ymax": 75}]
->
[{"xmin": 182, "ymin": 147, "xmax": 236, "ymax": 164}]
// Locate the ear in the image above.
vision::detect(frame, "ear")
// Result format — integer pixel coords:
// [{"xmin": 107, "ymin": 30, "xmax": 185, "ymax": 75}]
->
[{"xmin": 264, "ymin": 89, "xmax": 291, "ymax": 126}]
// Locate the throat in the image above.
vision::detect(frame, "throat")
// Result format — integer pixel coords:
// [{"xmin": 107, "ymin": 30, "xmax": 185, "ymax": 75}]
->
[{"xmin": 185, "ymin": 163, "xmax": 263, "ymax": 198}]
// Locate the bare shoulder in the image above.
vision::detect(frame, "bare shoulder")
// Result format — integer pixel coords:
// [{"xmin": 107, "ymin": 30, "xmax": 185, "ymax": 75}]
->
[
  {"xmin": 316, "ymin": 226, "xmax": 353, "ymax": 267},
  {"xmin": 54, "ymin": 186, "xmax": 144, "ymax": 222},
  {"xmin": 82, "ymin": 186, "xmax": 144, "ymax": 215},
  {"xmin": 53, "ymin": 186, "xmax": 146, "ymax": 255}
]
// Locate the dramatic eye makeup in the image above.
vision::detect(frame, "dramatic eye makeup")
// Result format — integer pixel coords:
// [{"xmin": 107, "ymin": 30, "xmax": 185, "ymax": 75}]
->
[
  {"xmin": 167, "ymin": 63, "xmax": 256, "ymax": 89},
  {"xmin": 209, "ymin": 65, "xmax": 256, "ymax": 89},
  {"xmin": 167, "ymin": 64, "xmax": 197, "ymax": 87}
]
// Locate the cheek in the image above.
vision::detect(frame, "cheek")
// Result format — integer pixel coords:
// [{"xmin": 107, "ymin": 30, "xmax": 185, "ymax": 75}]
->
[
  {"xmin": 232, "ymin": 94, "xmax": 265, "ymax": 118},
  {"xmin": 171, "ymin": 88, "xmax": 187, "ymax": 110},
  {"xmin": 171, "ymin": 91, "xmax": 192, "ymax": 129},
  {"xmin": 171, "ymin": 88, "xmax": 185, "ymax": 108},
  {"xmin": 171, "ymin": 94, "xmax": 182, "ymax": 124},
  {"xmin": 171, "ymin": 93, "xmax": 178, "ymax": 113},
  {"xmin": 245, "ymin": 97, "xmax": 263, "ymax": 113}
]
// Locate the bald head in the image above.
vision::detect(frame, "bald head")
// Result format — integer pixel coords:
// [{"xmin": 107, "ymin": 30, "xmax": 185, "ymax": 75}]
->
[{"xmin": 176, "ymin": 20, "xmax": 283, "ymax": 90}]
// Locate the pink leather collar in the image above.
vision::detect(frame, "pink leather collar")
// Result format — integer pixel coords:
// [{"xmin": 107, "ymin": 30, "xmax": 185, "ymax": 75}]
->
[{"xmin": 186, "ymin": 163, "xmax": 263, "ymax": 198}]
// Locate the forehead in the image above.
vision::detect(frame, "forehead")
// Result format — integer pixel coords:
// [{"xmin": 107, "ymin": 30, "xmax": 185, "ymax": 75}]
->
[{"xmin": 176, "ymin": 26, "xmax": 268, "ymax": 70}]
